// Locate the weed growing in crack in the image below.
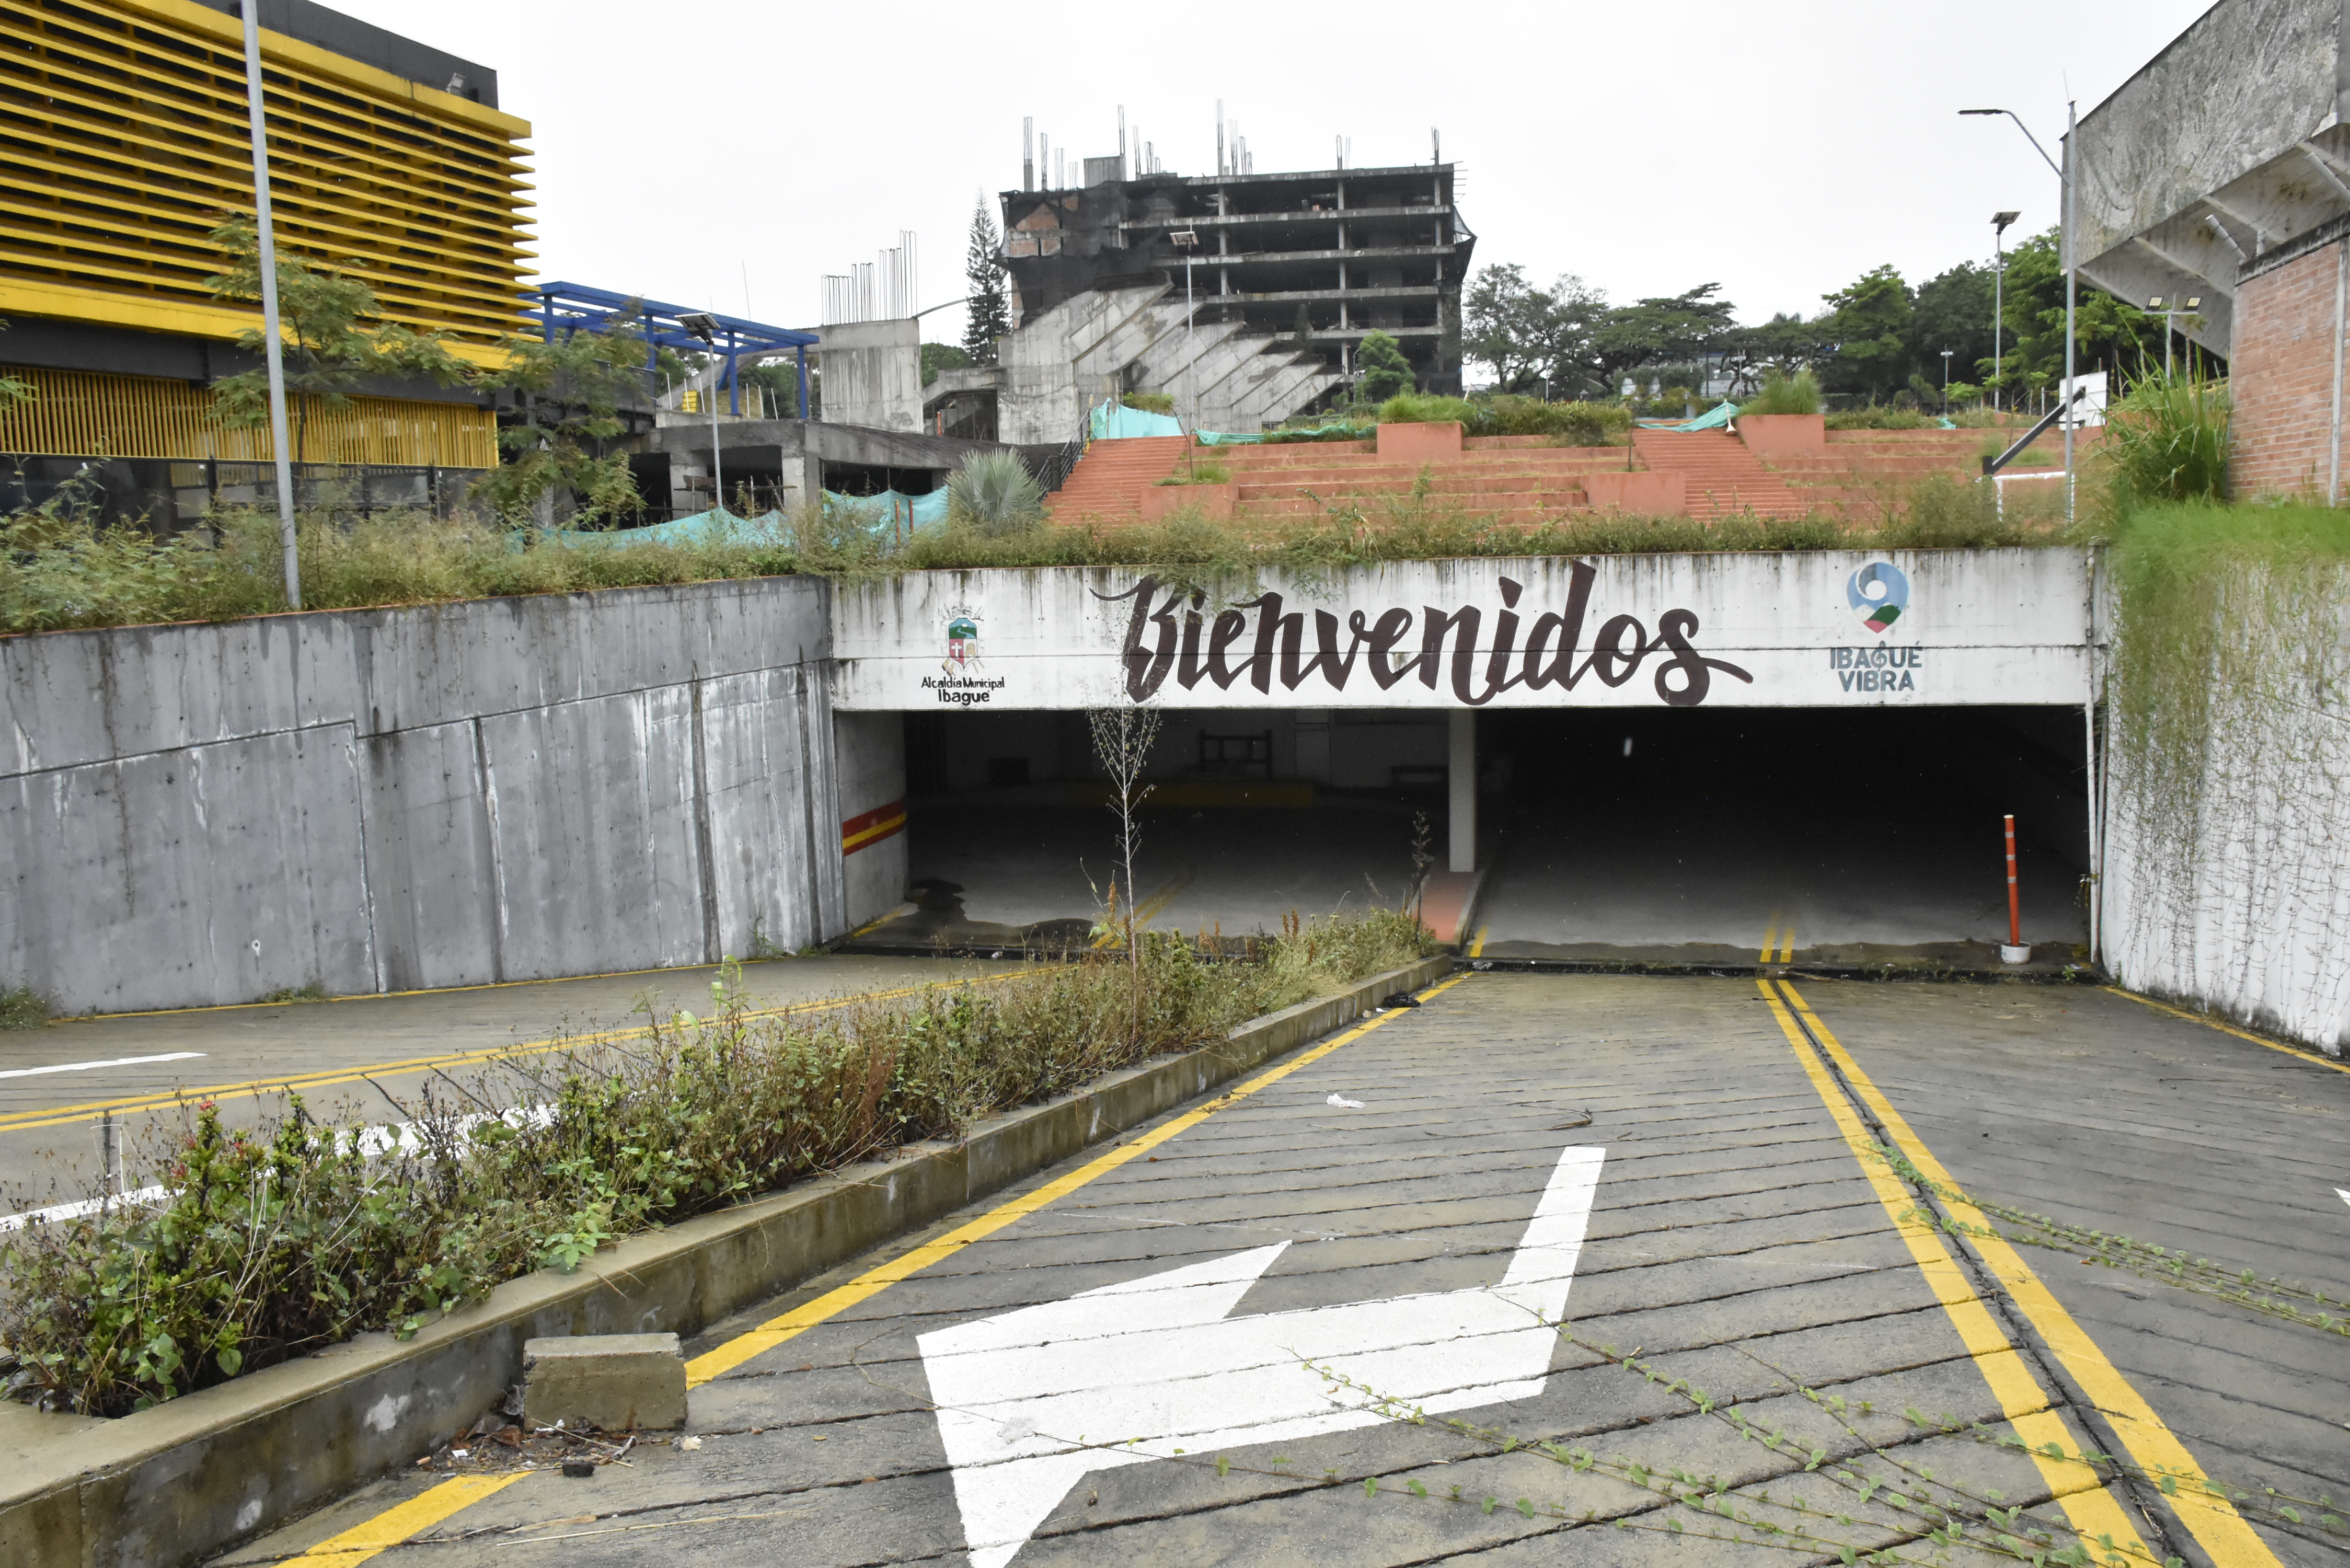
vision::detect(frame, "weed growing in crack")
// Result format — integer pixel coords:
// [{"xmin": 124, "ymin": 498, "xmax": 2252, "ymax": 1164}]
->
[{"xmin": 1866, "ymin": 1143, "xmax": 2349, "ymax": 1338}]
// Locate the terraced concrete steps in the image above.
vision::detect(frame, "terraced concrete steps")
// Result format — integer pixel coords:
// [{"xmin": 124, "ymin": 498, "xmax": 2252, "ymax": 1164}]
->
[
  {"xmin": 1045, "ymin": 435, "xmax": 1190, "ymax": 521},
  {"xmin": 1629, "ymin": 429, "xmax": 1808, "ymax": 519}
]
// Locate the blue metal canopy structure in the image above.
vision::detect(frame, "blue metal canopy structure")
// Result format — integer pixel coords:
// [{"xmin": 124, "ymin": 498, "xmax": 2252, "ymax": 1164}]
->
[{"xmin": 523, "ymin": 282, "xmax": 821, "ymax": 418}]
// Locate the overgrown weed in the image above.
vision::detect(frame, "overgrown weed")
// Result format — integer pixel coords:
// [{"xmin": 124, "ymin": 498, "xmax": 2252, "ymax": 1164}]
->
[
  {"xmin": 0, "ymin": 913, "xmax": 1432, "ymax": 1415},
  {"xmin": 0, "ymin": 984, "xmax": 48, "ymax": 1030}
]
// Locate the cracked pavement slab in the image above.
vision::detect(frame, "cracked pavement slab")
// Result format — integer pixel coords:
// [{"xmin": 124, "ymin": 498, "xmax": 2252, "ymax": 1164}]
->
[{"xmin": 221, "ymin": 974, "xmax": 2347, "ymax": 1567}]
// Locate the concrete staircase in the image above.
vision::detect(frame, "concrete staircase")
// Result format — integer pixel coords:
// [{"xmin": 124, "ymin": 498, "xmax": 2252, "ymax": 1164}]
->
[
  {"xmin": 1045, "ymin": 435, "xmax": 1190, "ymax": 521},
  {"xmin": 1629, "ymin": 430, "xmax": 1809, "ymax": 519}
]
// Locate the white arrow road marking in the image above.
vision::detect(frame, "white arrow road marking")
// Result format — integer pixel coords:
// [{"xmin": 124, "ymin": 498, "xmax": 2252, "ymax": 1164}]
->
[
  {"xmin": 2337, "ymin": 1187, "xmax": 2349, "ymax": 1209},
  {"xmin": 917, "ymin": 1144, "xmax": 1606, "ymax": 1568}
]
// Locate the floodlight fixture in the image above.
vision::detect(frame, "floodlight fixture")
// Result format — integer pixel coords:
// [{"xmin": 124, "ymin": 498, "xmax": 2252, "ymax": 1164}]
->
[
  {"xmin": 678, "ymin": 312, "xmax": 719, "ymax": 344},
  {"xmin": 1992, "ymin": 210, "xmax": 2020, "ymax": 235},
  {"xmin": 2148, "ymin": 295, "xmax": 2164, "ymax": 308},
  {"xmin": 1168, "ymin": 229, "xmax": 1199, "ymax": 249}
]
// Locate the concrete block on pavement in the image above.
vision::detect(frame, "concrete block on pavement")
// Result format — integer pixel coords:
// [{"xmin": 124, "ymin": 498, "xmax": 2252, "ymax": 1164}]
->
[{"xmin": 523, "ymin": 1333, "xmax": 687, "ymax": 1432}]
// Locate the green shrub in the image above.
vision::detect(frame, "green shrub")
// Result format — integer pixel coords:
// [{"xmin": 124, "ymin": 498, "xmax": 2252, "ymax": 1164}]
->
[
  {"xmin": 2099, "ymin": 367, "xmax": 2230, "ymax": 512},
  {"xmin": 1826, "ymin": 407, "xmax": 1934, "ymax": 431},
  {"xmin": 1262, "ymin": 424, "xmax": 1373, "ymax": 445},
  {"xmin": 944, "ymin": 449, "xmax": 1045, "ymax": 536},
  {"xmin": 1374, "ymin": 393, "xmax": 1628, "ymax": 446},
  {"xmin": 1877, "ymin": 474, "xmax": 2036, "ymax": 548},
  {"xmin": 1154, "ymin": 462, "xmax": 1230, "ymax": 486},
  {"xmin": 0, "ymin": 913, "xmax": 1434, "ymax": 1415},
  {"xmin": 0, "ymin": 984, "xmax": 47, "ymax": 1030},
  {"xmin": 1377, "ymin": 391, "xmax": 1479, "ymax": 426},
  {"xmin": 1739, "ymin": 371, "xmax": 1822, "ymax": 417},
  {"xmin": 1121, "ymin": 391, "xmax": 1176, "ymax": 414}
]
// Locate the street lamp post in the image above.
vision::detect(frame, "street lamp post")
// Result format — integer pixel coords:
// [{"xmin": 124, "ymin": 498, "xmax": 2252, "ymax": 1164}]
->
[
  {"xmin": 680, "ymin": 313, "xmax": 724, "ymax": 516},
  {"xmin": 1989, "ymin": 210, "xmax": 2019, "ymax": 414},
  {"xmin": 1941, "ymin": 349, "xmax": 1954, "ymax": 413},
  {"xmin": 1964, "ymin": 111, "xmax": 2077, "ymax": 524},
  {"xmin": 238, "ymin": 0, "xmax": 300, "ymax": 608}
]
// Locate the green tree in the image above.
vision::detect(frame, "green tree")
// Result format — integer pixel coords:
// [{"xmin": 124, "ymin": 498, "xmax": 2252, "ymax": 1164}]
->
[
  {"xmin": 1464, "ymin": 263, "xmax": 1554, "ymax": 394},
  {"xmin": 1909, "ymin": 262, "xmax": 1996, "ymax": 403},
  {"xmin": 1817, "ymin": 263, "xmax": 1914, "ymax": 401},
  {"xmin": 963, "ymin": 198, "xmax": 1011, "ymax": 365},
  {"xmin": 1355, "ymin": 330, "xmax": 1415, "ymax": 402},
  {"xmin": 1590, "ymin": 284, "xmax": 1736, "ymax": 389},
  {"xmin": 1996, "ymin": 229, "xmax": 2162, "ymax": 399},
  {"xmin": 921, "ymin": 342, "xmax": 973, "ymax": 386},
  {"xmin": 203, "ymin": 218, "xmax": 469, "ymax": 459},
  {"xmin": 1720, "ymin": 313, "xmax": 1829, "ymax": 394},
  {"xmin": 471, "ymin": 321, "xmax": 648, "ymax": 526}
]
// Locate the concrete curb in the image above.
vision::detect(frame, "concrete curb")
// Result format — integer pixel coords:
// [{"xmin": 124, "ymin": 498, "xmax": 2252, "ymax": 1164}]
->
[{"xmin": 0, "ymin": 956, "xmax": 1448, "ymax": 1568}]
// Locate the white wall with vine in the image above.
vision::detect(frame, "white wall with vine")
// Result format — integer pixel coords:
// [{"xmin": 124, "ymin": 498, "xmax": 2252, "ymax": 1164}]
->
[{"xmin": 2102, "ymin": 563, "xmax": 2350, "ymax": 1053}]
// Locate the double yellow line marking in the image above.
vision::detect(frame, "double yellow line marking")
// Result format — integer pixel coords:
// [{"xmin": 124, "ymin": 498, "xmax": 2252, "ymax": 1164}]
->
[
  {"xmin": 1761, "ymin": 971, "xmax": 2280, "ymax": 1567},
  {"xmin": 1758, "ymin": 915, "xmax": 1796, "ymax": 963},
  {"xmin": 0, "ymin": 975, "xmax": 1028, "ymax": 1136},
  {"xmin": 686, "ymin": 971, "xmax": 1467, "ymax": 1386},
  {"xmin": 296, "ymin": 971, "xmax": 1463, "ymax": 1563}
]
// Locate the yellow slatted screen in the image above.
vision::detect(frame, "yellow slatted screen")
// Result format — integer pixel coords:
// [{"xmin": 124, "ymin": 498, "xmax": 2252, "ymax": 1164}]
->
[
  {"xmin": 0, "ymin": 0, "xmax": 533, "ymax": 345},
  {"xmin": 0, "ymin": 364, "xmax": 498, "ymax": 466}
]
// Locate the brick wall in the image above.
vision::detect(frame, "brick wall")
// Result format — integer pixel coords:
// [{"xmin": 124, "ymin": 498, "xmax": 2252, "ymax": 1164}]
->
[{"xmin": 2231, "ymin": 240, "xmax": 2348, "ymax": 499}]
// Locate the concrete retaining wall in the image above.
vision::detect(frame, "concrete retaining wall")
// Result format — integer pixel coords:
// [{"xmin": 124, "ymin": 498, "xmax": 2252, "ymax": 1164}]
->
[
  {"xmin": 2101, "ymin": 566, "xmax": 2350, "ymax": 1052},
  {"xmin": 0, "ymin": 956, "xmax": 1448, "ymax": 1568},
  {"xmin": 833, "ymin": 711, "xmax": 908, "ymax": 931},
  {"xmin": 1, "ymin": 580, "xmax": 846, "ymax": 1015}
]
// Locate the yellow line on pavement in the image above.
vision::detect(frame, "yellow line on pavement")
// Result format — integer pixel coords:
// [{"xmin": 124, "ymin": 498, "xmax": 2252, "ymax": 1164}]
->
[
  {"xmin": 1468, "ymin": 927, "xmax": 1487, "ymax": 958},
  {"xmin": 684, "ymin": 971, "xmax": 1469, "ymax": 1388},
  {"xmin": 296, "ymin": 1474, "xmax": 524, "ymax": 1566},
  {"xmin": 0, "ymin": 975, "xmax": 1030, "ymax": 1135},
  {"xmin": 1757, "ymin": 979, "xmax": 2157, "ymax": 1564},
  {"xmin": 302, "ymin": 970, "xmax": 1465, "ymax": 1562},
  {"xmin": 1779, "ymin": 980, "xmax": 2282, "ymax": 1568},
  {"xmin": 2103, "ymin": 986, "xmax": 2350, "ymax": 1077}
]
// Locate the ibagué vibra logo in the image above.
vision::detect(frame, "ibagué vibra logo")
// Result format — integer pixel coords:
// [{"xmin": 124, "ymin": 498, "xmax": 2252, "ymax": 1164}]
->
[
  {"xmin": 1101, "ymin": 568, "xmax": 1753, "ymax": 707},
  {"xmin": 1833, "ymin": 561, "xmax": 1922, "ymax": 692},
  {"xmin": 1847, "ymin": 560, "xmax": 1909, "ymax": 632},
  {"xmin": 921, "ymin": 602, "xmax": 1006, "ymax": 706}
]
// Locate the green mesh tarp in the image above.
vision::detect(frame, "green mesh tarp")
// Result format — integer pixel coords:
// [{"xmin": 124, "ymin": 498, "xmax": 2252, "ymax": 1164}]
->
[
  {"xmin": 536, "ymin": 508, "xmax": 791, "ymax": 549},
  {"xmin": 826, "ymin": 488, "xmax": 949, "ymax": 527},
  {"xmin": 1090, "ymin": 400, "xmax": 1187, "ymax": 439},
  {"xmin": 1635, "ymin": 400, "xmax": 1738, "ymax": 431}
]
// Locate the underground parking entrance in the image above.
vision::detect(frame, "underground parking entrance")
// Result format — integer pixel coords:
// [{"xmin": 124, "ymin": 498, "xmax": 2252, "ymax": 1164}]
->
[
  {"xmin": 837, "ymin": 702, "xmax": 2090, "ymax": 972},
  {"xmin": 828, "ymin": 552, "xmax": 2100, "ymax": 973}
]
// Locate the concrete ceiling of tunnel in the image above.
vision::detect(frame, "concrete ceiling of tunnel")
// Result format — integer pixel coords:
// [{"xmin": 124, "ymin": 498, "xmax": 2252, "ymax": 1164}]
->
[{"xmin": 335, "ymin": 0, "xmax": 2214, "ymax": 347}]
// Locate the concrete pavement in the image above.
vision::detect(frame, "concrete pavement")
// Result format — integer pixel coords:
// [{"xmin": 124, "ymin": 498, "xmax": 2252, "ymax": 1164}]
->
[{"xmin": 222, "ymin": 971, "xmax": 2348, "ymax": 1567}]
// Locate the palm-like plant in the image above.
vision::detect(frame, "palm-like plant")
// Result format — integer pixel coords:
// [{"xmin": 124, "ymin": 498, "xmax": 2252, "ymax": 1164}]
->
[{"xmin": 946, "ymin": 449, "xmax": 1044, "ymax": 536}]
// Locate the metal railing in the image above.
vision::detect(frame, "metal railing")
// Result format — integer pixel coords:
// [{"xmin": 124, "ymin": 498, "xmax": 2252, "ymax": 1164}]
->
[{"xmin": 1033, "ymin": 409, "xmax": 1091, "ymax": 493}]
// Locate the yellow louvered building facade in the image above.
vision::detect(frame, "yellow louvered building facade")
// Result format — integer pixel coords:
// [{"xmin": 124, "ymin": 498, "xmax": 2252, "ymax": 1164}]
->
[
  {"xmin": 0, "ymin": 0, "xmax": 529, "ymax": 475},
  {"xmin": 0, "ymin": 364, "xmax": 498, "ymax": 466}
]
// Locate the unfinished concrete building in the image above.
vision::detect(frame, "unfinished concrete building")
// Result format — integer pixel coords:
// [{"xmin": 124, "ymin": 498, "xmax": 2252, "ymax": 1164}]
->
[
  {"xmin": 927, "ymin": 152, "xmax": 1473, "ymax": 443},
  {"xmin": 2073, "ymin": 0, "xmax": 2350, "ymax": 498}
]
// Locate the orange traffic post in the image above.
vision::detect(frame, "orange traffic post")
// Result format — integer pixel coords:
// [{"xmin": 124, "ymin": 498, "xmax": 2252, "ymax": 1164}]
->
[{"xmin": 2000, "ymin": 814, "xmax": 2027, "ymax": 963}]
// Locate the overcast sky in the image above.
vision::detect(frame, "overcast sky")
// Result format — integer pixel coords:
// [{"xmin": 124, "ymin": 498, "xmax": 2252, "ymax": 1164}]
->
[{"xmin": 339, "ymin": 0, "xmax": 2214, "ymax": 342}]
